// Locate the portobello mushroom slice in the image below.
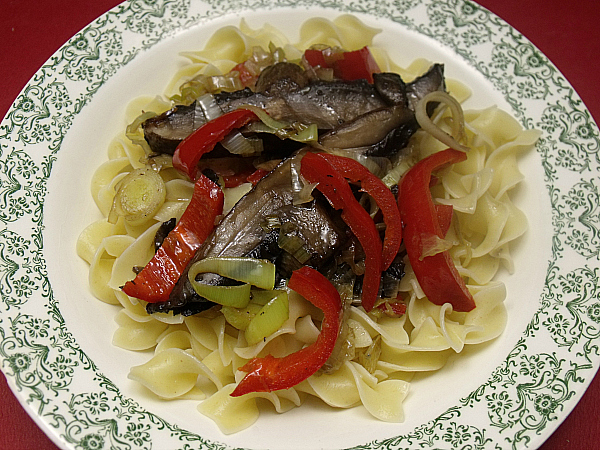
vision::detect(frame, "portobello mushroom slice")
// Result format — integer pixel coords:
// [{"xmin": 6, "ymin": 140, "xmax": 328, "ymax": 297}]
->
[
  {"xmin": 147, "ymin": 150, "xmax": 348, "ymax": 315},
  {"xmin": 142, "ymin": 64, "xmax": 411, "ymax": 154},
  {"xmin": 318, "ymin": 64, "xmax": 446, "ymax": 154},
  {"xmin": 143, "ymin": 63, "xmax": 446, "ymax": 158}
]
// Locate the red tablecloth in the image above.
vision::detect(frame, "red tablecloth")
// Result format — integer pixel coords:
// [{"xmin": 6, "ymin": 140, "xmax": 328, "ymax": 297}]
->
[{"xmin": 1, "ymin": 1, "xmax": 598, "ymax": 448}]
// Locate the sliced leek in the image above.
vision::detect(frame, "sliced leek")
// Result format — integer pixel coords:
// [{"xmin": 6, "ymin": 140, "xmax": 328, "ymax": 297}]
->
[
  {"xmin": 221, "ymin": 288, "xmax": 285, "ymax": 331},
  {"xmin": 245, "ymin": 290, "xmax": 289, "ymax": 345},
  {"xmin": 221, "ymin": 302, "xmax": 264, "ymax": 330},
  {"xmin": 221, "ymin": 129, "xmax": 264, "ymax": 156},
  {"xmin": 420, "ymin": 234, "xmax": 456, "ymax": 260},
  {"xmin": 188, "ymin": 257, "xmax": 277, "ymax": 308},
  {"xmin": 250, "ymin": 289, "xmax": 282, "ymax": 306},
  {"xmin": 190, "ymin": 282, "xmax": 252, "ymax": 308},
  {"xmin": 188, "ymin": 257, "xmax": 276, "ymax": 290},
  {"xmin": 108, "ymin": 168, "xmax": 166, "ymax": 226},
  {"xmin": 278, "ymin": 233, "xmax": 311, "ymax": 264},
  {"xmin": 126, "ymin": 111, "xmax": 157, "ymax": 149}
]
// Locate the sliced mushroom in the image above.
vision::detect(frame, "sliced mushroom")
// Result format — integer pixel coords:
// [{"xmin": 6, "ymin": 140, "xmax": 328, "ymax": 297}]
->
[{"xmin": 147, "ymin": 150, "xmax": 347, "ymax": 315}]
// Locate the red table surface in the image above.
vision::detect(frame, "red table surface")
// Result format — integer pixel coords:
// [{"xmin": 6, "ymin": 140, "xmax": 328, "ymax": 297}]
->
[{"xmin": 1, "ymin": 0, "xmax": 598, "ymax": 449}]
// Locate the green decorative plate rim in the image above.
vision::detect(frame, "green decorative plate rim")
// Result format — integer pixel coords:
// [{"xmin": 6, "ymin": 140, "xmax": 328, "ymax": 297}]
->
[{"xmin": 1, "ymin": 0, "xmax": 599, "ymax": 448}]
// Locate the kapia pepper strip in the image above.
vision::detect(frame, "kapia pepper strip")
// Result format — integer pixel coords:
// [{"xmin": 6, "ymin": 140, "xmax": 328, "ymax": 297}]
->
[
  {"xmin": 122, "ymin": 174, "xmax": 224, "ymax": 303},
  {"xmin": 436, "ymin": 203, "xmax": 454, "ymax": 237},
  {"xmin": 333, "ymin": 47, "xmax": 381, "ymax": 83},
  {"xmin": 304, "ymin": 46, "xmax": 381, "ymax": 83},
  {"xmin": 229, "ymin": 61, "xmax": 258, "ymax": 87},
  {"xmin": 301, "ymin": 152, "xmax": 382, "ymax": 312},
  {"xmin": 319, "ymin": 153, "xmax": 402, "ymax": 269},
  {"xmin": 172, "ymin": 108, "xmax": 258, "ymax": 179},
  {"xmin": 398, "ymin": 148, "xmax": 476, "ymax": 312},
  {"xmin": 230, "ymin": 266, "xmax": 341, "ymax": 396}
]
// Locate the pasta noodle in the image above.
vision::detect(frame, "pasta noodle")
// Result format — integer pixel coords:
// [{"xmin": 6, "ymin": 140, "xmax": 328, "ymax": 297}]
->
[{"xmin": 76, "ymin": 15, "xmax": 539, "ymax": 433}]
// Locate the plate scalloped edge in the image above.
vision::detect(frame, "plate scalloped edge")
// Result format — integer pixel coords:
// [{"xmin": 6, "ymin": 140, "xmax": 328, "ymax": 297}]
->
[{"xmin": 1, "ymin": 0, "xmax": 600, "ymax": 449}]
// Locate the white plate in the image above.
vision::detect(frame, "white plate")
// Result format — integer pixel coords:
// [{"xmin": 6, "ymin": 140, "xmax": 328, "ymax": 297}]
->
[{"xmin": 1, "ymin": 0, "xmax": 599, "ymax": 448}]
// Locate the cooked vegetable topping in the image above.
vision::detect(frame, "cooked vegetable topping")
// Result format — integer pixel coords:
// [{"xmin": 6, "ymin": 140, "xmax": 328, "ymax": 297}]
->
[
  {"xmin": 189, "ymin": 256, "xmax": 276, "ymax": 290},
  {"xmin": 398, "ymin": 148, "xmax": 476, "ymax": 312},
  {"xmin": 121, "ymin": 174, "xmax": 224, "ymax": 302},
  {"xmin": 318, "ymin": 152, "xmax": 402, "ymax": 269},
  {"xmin": 120, "ymin": 44, "xmax": 477, "ymax": 398},
  {"xmin": 303, "ymin": 46, "xmax": 381, "ymax": 83},
  {"xmin": 300, "ymin": 152, "xmax": 383, "ymax": 312},
  {"xmin": 188, "ymin": 279, "xmax": 252, "ymax": 308},
  {"xmin": 244, "ymin": 289, "xmax": 289, "ymax": 345},
  {"xmin": 172, "ymin": 108, "xmax": 259, "ymax": 179},
  {"xmin": 231, "ymin": 266, "xmax": 341, "ymax": 396},
  {"xmin": 221, "ymin": 288, "xmax": 288, "ymax": 337},
  {"xmin": 108, "ymin": 168, "xmax": 166, "ymax": 226}
]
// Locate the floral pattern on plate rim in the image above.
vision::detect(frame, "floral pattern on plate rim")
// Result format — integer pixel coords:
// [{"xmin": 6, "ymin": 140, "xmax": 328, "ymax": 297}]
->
[{"xmin": 1, "ymin": 0, "xmax": 599, "ymax": 449}]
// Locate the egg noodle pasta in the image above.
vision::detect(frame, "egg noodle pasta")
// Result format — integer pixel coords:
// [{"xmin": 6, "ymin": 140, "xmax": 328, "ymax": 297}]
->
[{"xmin": 76, "ymin": 15, "xmax": 539, "ymax": 434}]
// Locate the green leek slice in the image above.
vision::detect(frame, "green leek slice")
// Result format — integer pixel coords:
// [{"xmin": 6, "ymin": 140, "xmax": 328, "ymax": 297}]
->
[
  {"xmin": 221, "ymin": 289, "xmax": 283, "ymax": 330},
  {"xmin": 188, "ymin": 257, "xmax": 277, "ymax": 308},
  {"xmin": 245, "ymin": 290, "xmax": 289, "ymax": 345},
  {"xmin": 108, "ymin": 168, "xmax": 166, "ymax": 226},
  {"xmin": 188, "ymin": 257, "xmax": 276, "ymax": 290},
  {"xmin": 221, "ymin": 302, "xmax": 264, "ymax": 330},
  {"xmin": 249, "ymin": 289, "xmax": 280, "ymax": 306},
  {"xmin": 189, "ymin": 282, "xmax": 251, "ymax": 308}
]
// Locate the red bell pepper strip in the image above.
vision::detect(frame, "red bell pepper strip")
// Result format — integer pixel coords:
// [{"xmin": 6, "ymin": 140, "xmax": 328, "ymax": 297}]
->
[
  {"xmin": 300, "ymin": 152, "xmax": 382, "ymax": 312},
  {"xmin": 398, "ymin": 149, "xmax": 475, "ymax": 312},
  {"xmin": 222, "ymin": 171, "xmax": 252, "ymax": 189},
  {"xmin": 303, "ymin": 49, "xmax": 330, "ymax": 69},
  {"xmin": 230, "ymin": 61, "xmax": 257, "ymax": 87},
  {"xmin": 231, "ymin": 266, "xmax": 342, "ymax": 396},
  {"xmin": 318, "ymin": 153, "xmax": 402, "ymax": 269},
  {"xmin": 377, "ymin": 300, "xmax": 407, "ymax": 317},
  {"xmin": 122, "ymin": 174, "xmax": 224, "ymax": 303},
  {"xmin": 222, "ymin": 167, "xmax": 268, "ymax": 188},
  {"xmin": 303, "ymin": 46, "xmax": 381, "ymax": 83},
  {"xmin": 245, "ymin": 168, "xmax": 269, "ymax": 186},
  {"xmin": 436, "ymin": 204, "xmax": 454, "ymax": 237},
  {"xmin": 333, "ymin": 47, "xmax": 381, "ymax": 83},
  {"xmin": 172, "ymin": 109, "xmax": 258, "ymax": 180}
]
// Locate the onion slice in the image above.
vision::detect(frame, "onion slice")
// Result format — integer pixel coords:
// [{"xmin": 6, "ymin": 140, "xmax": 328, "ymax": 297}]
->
[
  {"xmin": 220, "ymin": 129, "xmax": 264, "ymax": 156},
  {"xmin": 194, "ymin": 93, "xmax": 223, "ymax": 129},
  {"xmin": 415, "ymin": 91, "xmax": 470, "ymax": 152}
]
